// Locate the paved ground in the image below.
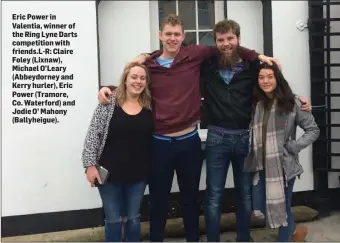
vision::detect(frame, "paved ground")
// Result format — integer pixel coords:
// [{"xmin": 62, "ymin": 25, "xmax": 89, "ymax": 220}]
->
[
  {"xmin": 2, "ymin": 211, "xmax": 340, "ymax": 242},
  {"xmin": 169, "ymin": 212, "xmax": 340, "ymax": 242}
]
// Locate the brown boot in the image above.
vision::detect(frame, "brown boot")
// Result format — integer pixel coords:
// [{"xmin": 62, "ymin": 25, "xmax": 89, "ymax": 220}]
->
[{"xmin": 292, "ymin": 224, "xmax": 308, "ymax": 242}]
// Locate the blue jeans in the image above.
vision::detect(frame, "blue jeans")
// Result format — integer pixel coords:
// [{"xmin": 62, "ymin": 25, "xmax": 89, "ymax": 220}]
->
[
  {"xmin": 98, "ymin": 180, "xmax": 146, "ymax": 242},
  {"xmin": 204, "ymin": 129, "xmax": 253, "ymax": 242},
  {"xmin": 252, "ymin": 170, "xmax": 296, "ymax": 242},
  {"xmin": 148, "ymin": 132, "xmax": 203, "ymax": 242}
]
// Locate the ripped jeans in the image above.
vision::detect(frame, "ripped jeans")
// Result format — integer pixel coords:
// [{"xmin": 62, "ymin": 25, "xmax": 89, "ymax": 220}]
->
[{"xmin": 98, "ymin": 180, "xmax": 146, "ymax": 242}]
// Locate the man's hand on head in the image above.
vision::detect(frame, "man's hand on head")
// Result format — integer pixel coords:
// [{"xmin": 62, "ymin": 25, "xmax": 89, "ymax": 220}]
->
[
  {"xmin": 297, "ymin": 96, "xmax": 312, "ymax": 111},
  {"xmin": 258, "ymin": 54, "xmax": 282, "ymax": 71},
  {"xmin": 124, "ymin": 53, "xmax": 150, "ymax": 69}
]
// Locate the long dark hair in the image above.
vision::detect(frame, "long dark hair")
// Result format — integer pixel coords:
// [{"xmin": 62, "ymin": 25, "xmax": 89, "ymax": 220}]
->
[{"xmin": 253, "ymin": 63, "xmax": 295, "ymax": 114}]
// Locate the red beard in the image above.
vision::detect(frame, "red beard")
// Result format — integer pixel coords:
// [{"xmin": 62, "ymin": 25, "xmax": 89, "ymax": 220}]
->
[{"xmin": 218, "ymin": 44, "xmax": 241, "ymax": 68}]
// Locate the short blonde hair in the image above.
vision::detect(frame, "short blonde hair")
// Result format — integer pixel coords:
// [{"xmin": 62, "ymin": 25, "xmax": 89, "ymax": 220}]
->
[
  {"xmin": 160, "ymin": 14, "xmax": 184, "ymax": 33},
  {"xmin": 116, "ymin": 63, "xmax": 152, "ymax": 110}
]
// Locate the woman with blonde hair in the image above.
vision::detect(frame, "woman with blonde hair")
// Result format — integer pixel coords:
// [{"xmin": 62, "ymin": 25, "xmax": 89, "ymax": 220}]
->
[
  {"xmin": 82, "ymin": 63, "xmax": 153, "ymax": 242},
  {"xmin": 244, "ymin": 63, "xmax": 319, "ymax": 242}
]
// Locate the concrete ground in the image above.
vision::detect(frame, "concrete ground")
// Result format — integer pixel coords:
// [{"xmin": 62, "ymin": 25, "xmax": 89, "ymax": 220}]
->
[
  {"xmin": 170, "ymin": 212, "xmax": 340, "ymax": 242},
  {"xmin": 2, "ymin": 211, "xmax": 340, "ymax": 242}
]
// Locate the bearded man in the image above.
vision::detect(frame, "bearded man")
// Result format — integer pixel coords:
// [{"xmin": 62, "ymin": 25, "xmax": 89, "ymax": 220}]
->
[
  {"xmin": 97, "ymin": 16, "xmax": 310, "ymax": 242},
  {"xmin": 201, "ymin": 19, "xmax": 310, "ymax": 242}
]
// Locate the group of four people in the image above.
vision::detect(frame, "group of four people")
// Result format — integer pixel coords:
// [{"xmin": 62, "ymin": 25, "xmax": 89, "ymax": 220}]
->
[{"xmin": 82, "ymin": 15, "xmax": 320, "ymax": 242}]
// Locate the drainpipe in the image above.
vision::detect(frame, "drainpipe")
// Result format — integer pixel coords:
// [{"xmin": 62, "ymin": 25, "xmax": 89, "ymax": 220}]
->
[
  {"xmin": 223, "ymin": 0, "xmax": 228, "ymax": 19},
  {"xmin": 96, "ymin": 0, "xmax": 101, "ymax": 88},
  {"xmin": 261, "ymin": 0, "xmax": 273, "ymax": 56}
]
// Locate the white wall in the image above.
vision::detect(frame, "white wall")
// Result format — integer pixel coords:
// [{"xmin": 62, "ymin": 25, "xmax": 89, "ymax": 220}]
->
[
  {"xmin": 226, "ymin": 1, "xmax": 264, "ymax": 54},
  {"xmin": 272, "ymin": 1, "xmax": 317, "ymax": 191},
  {"xmin": 2, "ymin": 1, "xmax": 100, "ymax": 216},
  {"xmin": 98, "ymin": 1, "xmax": 152, "ymax": 87}
]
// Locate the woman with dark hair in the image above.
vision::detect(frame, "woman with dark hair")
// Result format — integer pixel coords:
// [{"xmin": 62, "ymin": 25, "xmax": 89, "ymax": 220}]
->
[{"xmin": 244, "ymin": 63, "xmax": 320, "ymax": 242}]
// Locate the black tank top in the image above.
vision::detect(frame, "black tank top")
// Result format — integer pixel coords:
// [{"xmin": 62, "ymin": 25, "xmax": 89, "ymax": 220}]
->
[{"xmin": 98, "ymin": 104, "xmax": 153, "ymax": 183}]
